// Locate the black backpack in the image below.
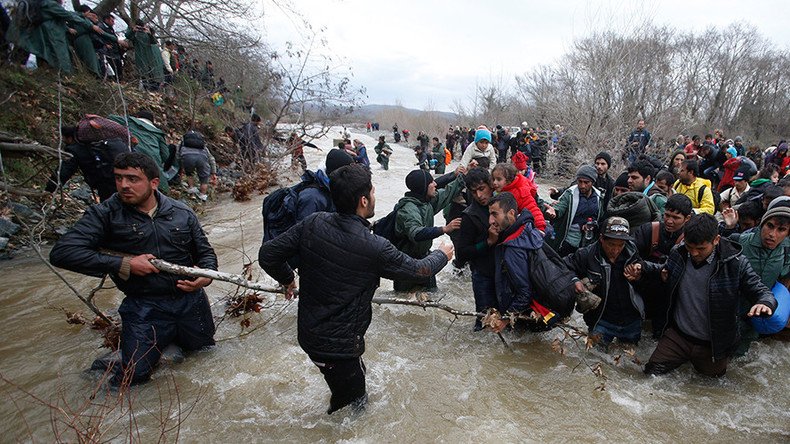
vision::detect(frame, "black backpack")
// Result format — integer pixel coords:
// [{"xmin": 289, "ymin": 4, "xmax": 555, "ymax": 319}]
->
[
  {"xmin": 673, "ymin": 182, "xmax": 721, "ymax": 212},
  {"xmin": 88, "ymin": 138, "xmax": 130, "ymax": 183},
  {"xmin": 371, "ymin": 202, "xmax": 406, "ymax": 242},
  {"xmin": 526, "ymin": 243, "xmax": 577, "ymax": 318},
  {"xmin": 261, "ymin": 179, "xmax": 320, "ymax": 243}
]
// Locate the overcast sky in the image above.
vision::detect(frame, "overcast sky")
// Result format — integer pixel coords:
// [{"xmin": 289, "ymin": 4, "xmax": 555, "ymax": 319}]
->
[{"xmin": 261, "ymin": 0, "xmax": 790, "ymax": 112}]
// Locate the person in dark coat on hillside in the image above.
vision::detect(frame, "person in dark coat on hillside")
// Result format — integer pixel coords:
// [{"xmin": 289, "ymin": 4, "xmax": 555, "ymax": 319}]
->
[
  {"xmin": 594, "ymin": 151, "xmax": 615, "ymax": 210},
  {"xmin": 636, "ymin": 214, "xmax": 776, "ymax": 377},
  {"xmin": 49, "ymin": 153, "xmax": 218, "ymax": 386},
  {"xmin": 625, "ymin": 119, "xmax": 651, "ymax": 163},
  {"xmin": 259, "ymin": 164, "xmax": 453, "ymax": 414}
]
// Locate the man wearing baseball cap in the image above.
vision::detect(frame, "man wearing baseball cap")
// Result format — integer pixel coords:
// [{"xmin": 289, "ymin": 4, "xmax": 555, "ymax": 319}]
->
[
  {"xmin": 564, "ymin": 217, "xmax": 646, "ymax": 349},
  {"xmin": 720, "ymin": 170, "xmax": 750, "ymax": 210}
]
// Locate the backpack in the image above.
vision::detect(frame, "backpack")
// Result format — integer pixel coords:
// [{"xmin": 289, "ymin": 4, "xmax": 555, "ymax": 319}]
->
[
  {"xmin": 526, "ymin": 243, "xmax": 577, "ymax": 318},
  {"xmin": 261, "ymin": 179, "xmax": 320, "ymax": 242},
  {"xmin": 12, "ymin": 0, "xmax": 43, "ymax": 29},
  {"xmin": 86, "ymin": 138, "xmax": 130, "ymax": 183},
  {"xmin": 182, "ymin": 131, "xmax": 206, "ymax": 150},
  {"xmin": 77, "ymin": 114, "xmax": 130, "ymax": 144},
  {"xmin": 371, "ymin": 202, "xmax": 407, "ymax": 242},
  {"xmin": 649, "ymin": 221, "xmax": 684, "ymax": 263}
]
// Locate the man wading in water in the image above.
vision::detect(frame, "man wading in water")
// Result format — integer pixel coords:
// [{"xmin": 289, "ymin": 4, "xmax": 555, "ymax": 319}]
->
[
  {"xmin": 50, "ymin": 153, "xmax": 218, "ymax": 386},
  {"xmin": 259, "ymin": 164, "xmax": 454, "ymax": 414}
]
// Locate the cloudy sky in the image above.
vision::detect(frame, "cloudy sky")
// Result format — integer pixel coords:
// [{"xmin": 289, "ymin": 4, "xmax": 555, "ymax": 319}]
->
[{"xmin": 261, "ymin": 0, "xmax": 790, "ymax": 112}]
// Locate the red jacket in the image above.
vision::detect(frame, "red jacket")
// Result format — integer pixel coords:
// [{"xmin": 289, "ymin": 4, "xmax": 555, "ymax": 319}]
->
[
  {"xmin": 502, "ymin": 173, "xmax": 546, "ymax": 231},
  {"xmin": 718, "ymin": 157, "xmax": 741, "ymax": 192}
]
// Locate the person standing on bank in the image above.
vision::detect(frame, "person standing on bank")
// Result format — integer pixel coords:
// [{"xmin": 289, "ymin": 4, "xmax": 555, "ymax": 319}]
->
[
  {"xmin": 259, "ymin": 164, "xmax": 454, "ymax": 414},
  {"xmin": 50, "ymin": 153, "xmax": 218, "ymax": 386}
]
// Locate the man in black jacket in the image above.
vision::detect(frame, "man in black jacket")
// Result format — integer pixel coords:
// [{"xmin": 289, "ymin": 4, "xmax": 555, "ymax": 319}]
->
[
  {"xmin": 639, "ymin": 214, "xmax": 776, "ymax": 377},
  {"xmin": 454, "ymin": 168, "xmax": 498, "ymax": 330},
  {"xmin": 50, "ymin": 153, "xmax": 218, "ymax": 386},
  {"xmin": 632, "ymin": 194, "xmax": 693, "ymax": 337},
  {"xmin": 259, "ymin": 164, "xmax": 453, "ymax": 414}
]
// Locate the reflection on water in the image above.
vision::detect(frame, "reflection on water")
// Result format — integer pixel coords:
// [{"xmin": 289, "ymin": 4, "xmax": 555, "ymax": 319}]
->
[{"xmin": 1, "ymin": 129, "xmax": 788, "ymax": 441}]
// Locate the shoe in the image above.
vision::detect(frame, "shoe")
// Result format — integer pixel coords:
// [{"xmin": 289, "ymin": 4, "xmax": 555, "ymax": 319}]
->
[
  {"xmin": 186, "ymin": 187, "xmax": 199, "ymax": 194},
  {"xmin": 197, "ymin": 193, "xmax": 208, "ymax": 202},
  {"xmin": 575, "ymin": 290, "xmax": 602, "ymax": 314}
]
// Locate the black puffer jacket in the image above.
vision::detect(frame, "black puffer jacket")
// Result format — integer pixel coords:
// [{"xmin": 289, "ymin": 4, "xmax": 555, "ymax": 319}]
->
[
  {"xmin": 50, "ymin": 192, "xmax": 218, "ymax": 297},
  {"xmin": 259, "ymin": 212, "xmax": 448, "ymax": 361},
  {"xmin": 644, "ymin": 238, "xmax": 777, "ymax": 361},
  {"xmin": 455, "ymin": 200, "xmax": 495, "ymax": 276}
]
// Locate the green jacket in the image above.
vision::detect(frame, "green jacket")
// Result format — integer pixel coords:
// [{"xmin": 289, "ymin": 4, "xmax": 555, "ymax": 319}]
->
[
  {"xmin": 395, "ymin": 174, "xmax": 465, "ymax": 258},
  {"xmin": 108, "ymin": 115, "xmax": 173, "ymax": 193},
  {"xmin": 733, "ymin": 229, "xmax": 790, "ymax": 288},
  {"xmin": 547, "ymin": 184, "xmax": 603, "ymax": 251},
  {"xmin": 7, "ymin": 1, "xmax": 89, "ymax": 74},
  {"xmin": 124, "ymin": 28, "xmax": 163, "ymax": 82},
  {"xmin": 68, "ymin": 17, "xmax": 106, "ymax": 75}
]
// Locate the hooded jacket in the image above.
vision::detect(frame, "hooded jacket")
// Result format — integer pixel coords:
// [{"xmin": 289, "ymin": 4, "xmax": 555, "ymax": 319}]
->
[
  {"xmin": 494, "ymin": 210, "xmax": 544, "ymax": 312},
  {"xmin": 394, "ymin": 174, "xmax": 465, "ymax": 258},
  {"xmin": 501, "ymin": 173, "xmax": 547, "ymax": 231},
  {"xmin": 455, "ymin": 198, "xmax": 496, "ymax": 276},
  {"xmin": 643, "ymin": 238, "xmax": 777, "ymax": 361}
]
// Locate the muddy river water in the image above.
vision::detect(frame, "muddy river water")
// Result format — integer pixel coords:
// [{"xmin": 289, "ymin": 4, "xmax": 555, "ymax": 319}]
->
[{"xmin": 1, "ymin": 129, "xmax": 788, "ymax": 442}]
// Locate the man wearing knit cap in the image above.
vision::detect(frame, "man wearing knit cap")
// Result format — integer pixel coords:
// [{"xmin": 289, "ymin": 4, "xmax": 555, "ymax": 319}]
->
[
  {"xmin": 594, "ymin": 151, "xmax": 615, "ymax": 209},
  {"xmin": 725, "ymin": 196, "xmax": 790, "ymax": 351},
  {"xmin": 459, "ymin": 127, "xmax": 497, "ymax": 171},
  {"xmin": 547, "ymin": 165, "xmax": 604, "ymax": 255},
  {"xmin": 393, "ymin": 165, "xmax": 468, "ymax": 291}
]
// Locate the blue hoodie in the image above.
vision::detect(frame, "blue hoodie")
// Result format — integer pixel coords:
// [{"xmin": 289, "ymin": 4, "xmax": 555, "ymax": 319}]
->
[{"xmin": 494, "ymin": 209, "xmax": 544, "ymax": 312}]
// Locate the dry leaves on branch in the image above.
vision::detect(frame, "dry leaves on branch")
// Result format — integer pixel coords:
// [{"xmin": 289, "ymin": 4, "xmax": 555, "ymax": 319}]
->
[{"xmin": 225, "ymin": 293, "xmax": 265, "ymax": 317}]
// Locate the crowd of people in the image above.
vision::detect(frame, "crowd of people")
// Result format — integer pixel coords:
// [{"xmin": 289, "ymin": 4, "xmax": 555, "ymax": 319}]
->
[{"xmin": 41, "ymin": 85, "xmax": 789, "ymax": 414}]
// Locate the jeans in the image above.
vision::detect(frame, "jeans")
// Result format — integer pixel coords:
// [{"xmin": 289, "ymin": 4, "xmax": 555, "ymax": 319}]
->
[
  {"xmin": 592, "ymin": 318, "xmax": 641, "ymax": 345},
  {"xmin": 114, "ymin": 290, "xmax": 215, "ymax": 386}
]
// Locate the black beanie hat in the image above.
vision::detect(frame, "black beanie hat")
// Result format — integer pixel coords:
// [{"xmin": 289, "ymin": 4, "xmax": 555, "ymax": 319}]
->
[
  {"xmin": 595, "ymin": 151, "xmax": 612, "ymax": 168},
  {"xmin": 406, "ymin": 169, "xmax": 434, "ymax": 198},
  {"xmin": 614, "ymin": 171, "xmax": 629, "ymax": 188},
  {"xmin": 325, "ymin": 149, "xmax": 353, "ymax": 176}
]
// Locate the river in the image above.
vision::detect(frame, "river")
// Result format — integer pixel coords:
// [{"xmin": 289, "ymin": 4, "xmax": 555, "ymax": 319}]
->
[{"xmin": 0, "ymin": 128, "xmax": 788, "ymax": 442}]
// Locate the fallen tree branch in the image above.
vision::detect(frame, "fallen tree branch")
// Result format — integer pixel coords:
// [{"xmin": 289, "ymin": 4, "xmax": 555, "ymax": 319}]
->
[
  {"xmin": 370, "ymin": 296, "xmax": 483, "ymax": 317},
  {"xmin": 149, "ymin": 259, "xmax": 285, "ymax": 296},
  {"xmin": 0, "ymin": 182, "xmax": 52, "ymax": 198},
  {"xmin": 0, "ymin": 142, "xmax": 73, "ymax": 159}
]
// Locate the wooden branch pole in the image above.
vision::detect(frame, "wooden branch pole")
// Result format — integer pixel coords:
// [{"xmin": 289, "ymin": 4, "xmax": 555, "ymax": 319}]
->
[
  {"xmin": 0, "ymin": 142, "xmax": 73, "ymax": 159},
  {"xmin": 149, "ymin": 259, "xmax": 286, "ymax": 296},
  {"xmin": 370, "ymin": 297, "xmax": 483, "ymax": 318}
]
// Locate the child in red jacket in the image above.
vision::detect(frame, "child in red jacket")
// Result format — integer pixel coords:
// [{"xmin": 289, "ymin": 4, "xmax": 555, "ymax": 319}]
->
[{"xmin": 492, "ymin": 163, "xmax": 546, "ymax": 232}]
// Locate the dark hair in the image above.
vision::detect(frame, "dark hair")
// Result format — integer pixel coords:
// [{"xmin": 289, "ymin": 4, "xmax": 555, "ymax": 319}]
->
[
  {"xmin": 682, "ymin": 160, "xmax": 699, "ymax": 177},
  {"xmin": 135, "ymin": 109, "xmax": 154, "ymax": 123},
  {"xmin": 329, "ymin": 164, "xmax": 372, "ymax": 215},
  {"xmin": 165, "ymin": 40, "xmax": 174, "ymax": 46},
  {"xmin": 763, "ymin": 185, "xmax": 784, "ymax": 204},
  {"xmin": 102, "ymin": 14, "xmax": 115, "ymax": 21},
  {"xmin": 777, "ymin": 175, "xmax": 790, "ymax": 189},
  {"xmin": 464, "ymin": 167, "xmax": 492, "ymax": 189},
  {"xmin": 489, "ymin": 191, "xmax": 518, "ymax": 214},
  {"xmin": 692, "ymin": 135, "xmax": 700, "ymax": 142},
  {"xmin": 492, "ymin": 163, "xmax": 518, "ymax": 182},
  {"xmin": 475, "ymin": 156, "xmax": 491, "ymax": 170},
  {"xmin": 765, "ymin": 215, "xmax": 790, "ymax": 227},
  {"xmin": 114, "ymin": 152, "xmax": 159, "ymax": 181},
  {"xmin": 656, "ymin": 170, "xmax": 676, "ymax": 185},
  {"xmin": 251, "ymin": 113, "xmax": 261, "ymax": 122},
  {"xmin": 738, "ymin": 200, "xmax": 763, "ymax": 222},
  {"xmin": 665, "ymin": 193, "xmax": 693, "ymax": 216},
  {"xmin": 60, "ymin": 126, "xmax": 77, "ymax": 139},
  {"xmin": 704, "ymin": 134, "xmax": 713, "ymax": 140},
  {"xmin": 432, "ymin": 137, "xmax": 439, "ymax": 142},
  {"xmin": 627, "ymin": 160, "xmax": 655, "ymax": 181},
  {"xmin": 758, "ymin": 163, "xmax": 779, "ymax": 179},
  {"xmin": 683, "ymin": 214, "xmax": 719, "ymax": 244}
]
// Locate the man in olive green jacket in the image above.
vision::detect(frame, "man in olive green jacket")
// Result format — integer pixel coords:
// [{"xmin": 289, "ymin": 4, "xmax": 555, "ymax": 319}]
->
[{"xmin": 393, "ymin": 166, "xmax": 466, "ymax": 291}]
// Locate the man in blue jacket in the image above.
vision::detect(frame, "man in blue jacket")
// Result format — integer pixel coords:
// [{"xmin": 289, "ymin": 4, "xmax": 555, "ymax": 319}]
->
[{"xmin": 50, "ymin": 153, "xmax": 218, "ymax": 386}]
